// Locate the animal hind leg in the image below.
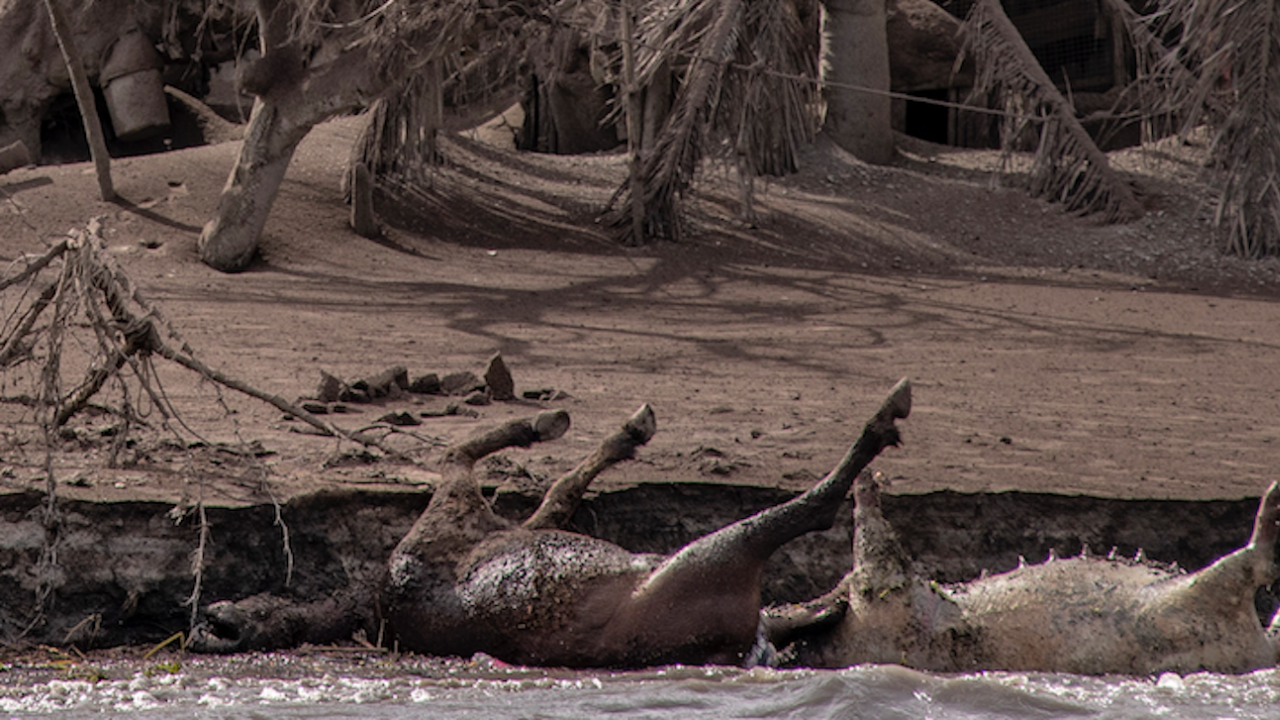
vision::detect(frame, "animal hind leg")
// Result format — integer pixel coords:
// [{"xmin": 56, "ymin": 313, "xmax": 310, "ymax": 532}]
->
[
  {"xmin": 671, "ymin": 378, "xmax": 912, "ymax": 566},
  {"xmin": 523, "ymin": 404, "xmax": 656, "ymax": 530},
  {"xmin": 444, "ymin": 410, "xmax": 571, "ymax": 466},
  {"xmin": 424, "ymin": 410, "xmax": 572, "ymax": 519},
  {"xmin": 616, "ymin": 380, "xmax": 910, "ymax": 662},
  {"xmin": 760, "ymin": 470, "xmax": 910, "ymax": 646}
]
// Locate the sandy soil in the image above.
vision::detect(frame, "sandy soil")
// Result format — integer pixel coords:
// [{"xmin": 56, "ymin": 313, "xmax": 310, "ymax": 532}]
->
[{"xmin": 4, "ymin": 117, "xmax": 1280, "ymax": 510}]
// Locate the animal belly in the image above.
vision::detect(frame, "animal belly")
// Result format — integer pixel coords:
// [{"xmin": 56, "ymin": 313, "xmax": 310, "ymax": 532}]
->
[{"xmin": 455, "ymin": 533, "xmax": 658, "ymax": 665}]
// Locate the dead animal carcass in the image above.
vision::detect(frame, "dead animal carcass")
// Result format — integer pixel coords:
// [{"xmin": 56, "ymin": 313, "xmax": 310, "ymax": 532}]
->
[{"xmin": 769, "ymin": 471, "xmax": 1280, "ymax": 675}]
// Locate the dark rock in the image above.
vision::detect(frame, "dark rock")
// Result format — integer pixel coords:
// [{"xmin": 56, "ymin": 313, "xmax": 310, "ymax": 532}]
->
[
  {"xmin": 339, "ymin": 387, "xmax": 371, "ymax": 404},
  {"xmin": 377, "ymin": 411, "xmax": 421, "ymax": 427},
  {"xmin": 484, "ymin": 354, "xmax": 516, "ymax": 401},
  {"xmin": 317, "ymin": 371, "xmax": 344, "ymax": 403},
  {"xmin": 464, "ymin": 390, "xmax": 492, "ymax": 406},
  {"xmin": 408, "ymin": 373, "xmax": 442, "ymax": 394},
  {"xmin": 300, "ymin": 402, "xmax": 329, "ymax": 415},
  {"xmin": 359, "ymin": 366, "xmax": 410, "ymax": 399},
  {"xmin": 440, "ymin": 371, "xmax": 483, "ymax": 396},
  {"xmin": 421, "ymin": 404, "xmax": 479, "ymax": 418}
]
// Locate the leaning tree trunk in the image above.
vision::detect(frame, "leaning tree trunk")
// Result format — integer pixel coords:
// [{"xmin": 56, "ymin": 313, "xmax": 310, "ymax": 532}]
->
[
  {"xmin": 198, "ymin": 101, "xmax": 311, "ymax": 271},
  {"xmin": 198, "ymin": 0, "xmax": 389, "ymax": 272},
  {"xmin": 822, "ymin": 0, "xmax": 893, "ymax": 165}
]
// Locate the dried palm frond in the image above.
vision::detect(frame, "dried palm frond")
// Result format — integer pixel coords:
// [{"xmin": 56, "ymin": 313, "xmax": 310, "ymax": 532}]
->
[
  {"xmin": 1095, "ymin": 0, "xmax": 1191, "ymax": 147},
  {"xmin": 348, "ymin": 65, "xmax": 444, "ymax": 192},
  {"xmin": 609, "ymin": 0, "xmax": 745, "ymax": 244},
  {"xmin": 727, "ymin": 0, "xmax": 820, "ymax": 177},
  {"xmin": 291, "ymin": 0, "xmax": 551, "ymax": 187},
  {"xmin": 1122, "ymin": 0, "xmax": 1280, "ymax": 258},
  {"xmin": 959, "ymin": 0, "xmax": 1142, "ymax": 222},
  {"xmin": 610, "ymin": 0, "xmax": 820, "ymax": 244}
]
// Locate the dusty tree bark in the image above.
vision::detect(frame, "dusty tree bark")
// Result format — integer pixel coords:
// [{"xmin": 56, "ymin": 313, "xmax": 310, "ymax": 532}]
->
[
  {"xmin": 822, "ymin": 0, "xmax": 894, "ymax": 165},
  {"xmin": 198, "ymin": 0, "xmax": 389, "ymax": 272},
  {"xmin": 349, "ymin": 162, "xmax": 379, "ymax": 238},
  {"xmin": 198, "ymin": 100, "xmax": 312, "ymax": 271},
  {"xmin": 42, "ymin": 0, "xmax": 115, "ymax": 200}
]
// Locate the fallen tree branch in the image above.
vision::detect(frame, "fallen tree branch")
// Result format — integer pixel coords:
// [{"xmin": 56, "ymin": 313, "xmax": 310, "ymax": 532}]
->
[
  {"xmin": 154, "ymin": 338, "xmax": 404, "ymax": 457},
  {"xmin": 0, "ymin": 241, "xmax": 68, "ymax": 294},
  {"xmin": 0, "ymin": 282, "xmax": 57, "ymax": 367},
  {"xmin": 31, "ymin": 220, "xmax": 413, "ymax": 459}
]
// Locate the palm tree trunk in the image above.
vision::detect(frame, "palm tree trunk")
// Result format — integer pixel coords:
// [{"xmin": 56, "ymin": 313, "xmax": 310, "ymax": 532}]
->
[{"xmin": 822, "ymin": 0, "xmax": 893, "ymax": 165}]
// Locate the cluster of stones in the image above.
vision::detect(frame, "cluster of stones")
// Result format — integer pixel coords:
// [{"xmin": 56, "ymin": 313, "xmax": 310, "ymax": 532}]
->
[{"xmin": 294, "ymin": 353, "xmax": 568, "ymax": 427}]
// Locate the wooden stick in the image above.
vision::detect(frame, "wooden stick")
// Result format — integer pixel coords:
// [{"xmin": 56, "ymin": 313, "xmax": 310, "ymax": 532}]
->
[
  {"xmin": 0, "ymin": 283, "xmax": 58, "ymax": 367},
  {"xmin": 153, "ymin": 338, "xmax": 403, "ymax": 457},
  {"xmin": 42, "ymin": 0, "xmax": 114, "ymax": 201}
]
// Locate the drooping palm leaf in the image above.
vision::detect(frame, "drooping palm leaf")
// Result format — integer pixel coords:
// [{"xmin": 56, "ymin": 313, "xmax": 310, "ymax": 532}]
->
[
  {"xmin": 727, "ymin": 0, "xmax": 820, "ymax": 177},
  {"xmin": 611, "ymin": 0, "xmax": 820, "ymax": 244},
  {"xmin": 959, "ymin": 0, "xmax": 1142, "ymax": 222},
  {"xmin": 610, "ymin": 0, "xmax": 745, "ymax": 244},
  {"xmin": 1127, "ymin": 0, "xmax": 1280, "ymax": 258}
]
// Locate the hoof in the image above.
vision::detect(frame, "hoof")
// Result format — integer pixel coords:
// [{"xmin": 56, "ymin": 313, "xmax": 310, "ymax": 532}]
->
[
  {"xmin": 624, "ymin": 404, "xmax": 657, "ymax": 445},
  {"xmin": 853, "ymin": 469, "xmax": 882, "ymax": 509}
]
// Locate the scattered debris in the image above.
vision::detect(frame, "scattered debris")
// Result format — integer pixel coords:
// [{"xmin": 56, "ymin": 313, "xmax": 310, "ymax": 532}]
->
[
  {"xmin": 421, "ymin": 404, "xmax": 479, "ymax": 418},
  {"xmin": 322, "ymin": 449, "xmax": 380, "ymax": 469},
  {"xmin": 317, "ymin": 371, "xmax": 344, "ymax": 403},
  {"xmin": 353, "ymin": 365, "xmax": 409, "ymax": 400}
]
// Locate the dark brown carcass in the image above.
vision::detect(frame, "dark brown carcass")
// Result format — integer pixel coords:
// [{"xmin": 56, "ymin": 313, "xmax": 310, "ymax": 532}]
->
[{"xmin": 190, "ymin": 380, "xmax": 913, "ymax": 667}]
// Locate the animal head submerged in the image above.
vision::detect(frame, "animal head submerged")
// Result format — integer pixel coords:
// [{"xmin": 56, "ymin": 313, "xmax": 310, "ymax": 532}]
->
[{"xmin": 774, "ymin": 476, "xmax": 1280, "ymax": 675}]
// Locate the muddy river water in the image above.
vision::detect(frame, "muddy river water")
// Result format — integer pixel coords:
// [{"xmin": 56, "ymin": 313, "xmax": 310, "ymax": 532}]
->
[{"xmin": 2, "ymin": 652, "xmax": 1278, "ymax": 719}]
